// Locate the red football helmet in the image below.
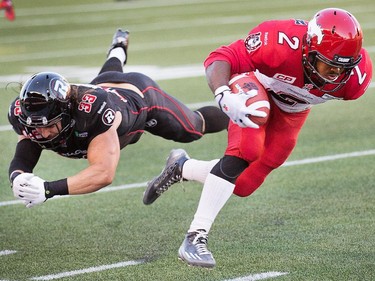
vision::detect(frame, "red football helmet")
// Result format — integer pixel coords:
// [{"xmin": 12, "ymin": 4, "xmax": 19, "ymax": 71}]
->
[{"xmin": 302, "ymin": 8, "xmax": 363, "ymax": 92}]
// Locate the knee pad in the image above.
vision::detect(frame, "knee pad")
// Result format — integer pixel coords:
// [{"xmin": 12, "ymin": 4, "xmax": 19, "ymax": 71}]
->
[{"xmin": 211, "ymin": 155, "xmax": 248, "ymax": 184}]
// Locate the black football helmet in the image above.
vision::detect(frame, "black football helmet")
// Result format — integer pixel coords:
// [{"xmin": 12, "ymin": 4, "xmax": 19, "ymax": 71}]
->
[
  {"xmin": 18, "ymin": 72, "xmax": 75, "ymax": 149},
  {"xmin": 302, "ymin": 8, "xmax": 363, "ymax": 92}
]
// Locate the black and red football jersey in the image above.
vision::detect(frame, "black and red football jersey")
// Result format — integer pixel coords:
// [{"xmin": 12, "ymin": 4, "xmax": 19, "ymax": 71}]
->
[{"xmin": 8, "ymin": 84, "xmax": 148, "ymax": 159}]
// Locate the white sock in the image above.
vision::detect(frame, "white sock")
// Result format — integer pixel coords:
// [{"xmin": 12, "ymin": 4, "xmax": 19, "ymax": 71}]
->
[
  {"xmin": 108, "ymin": 47, "xmax": 126, "ymax": 65},
  {"xmin": 188, "ymin": 173, "xmax": 235, "ymax": 233},
  {"xmin": 182, "ymin": 159, "xmax": 219, "ymax": 183}
]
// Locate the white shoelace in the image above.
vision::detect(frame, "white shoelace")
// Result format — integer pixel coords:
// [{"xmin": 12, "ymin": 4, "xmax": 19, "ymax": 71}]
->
[{"xmin": 192, "ymin": 231, "xmax": 211, "ymax": 255}]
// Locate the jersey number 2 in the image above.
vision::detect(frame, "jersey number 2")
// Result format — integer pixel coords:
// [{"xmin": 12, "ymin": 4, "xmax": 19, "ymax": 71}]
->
[{"xmin": 278, "ymin": 32, "xmax": 299, "ymax": 50}]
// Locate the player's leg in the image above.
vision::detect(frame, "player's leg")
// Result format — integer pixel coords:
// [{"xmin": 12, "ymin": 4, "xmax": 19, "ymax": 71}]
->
[
  {"xmin": 141, "ymin": 80, "xmax": 228, "ymax": 141},
  {"xmin": 178, "ymin": 151, "xmax": 249, "ymax": 268},
  {"xmin": 195, "ymin": 106, "xmax": 229, "ymax": 133},
  {"xmin": 178, "ymin": 104, "xmax": 310, "ymax": 267},
  {"xmin": 233, "ymin": 104, "xmax": 310, "ymax": 197},
  {"xmin": 97, "ymin": 29, "xmax": 129, "ymax": 75},
  {"xmin": 143, "ymin": 148, "xmax": 220, "ymax": 205}
]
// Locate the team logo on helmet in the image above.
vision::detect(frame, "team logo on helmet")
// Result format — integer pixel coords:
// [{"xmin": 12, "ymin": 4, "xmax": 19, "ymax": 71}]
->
[
  {"xmin": 50, "ymin": 77, "xmax": 69, "ymax": 99},
  {"xmin": 307, "ymin": 17, "xmax": 324, "ymax": 44}
]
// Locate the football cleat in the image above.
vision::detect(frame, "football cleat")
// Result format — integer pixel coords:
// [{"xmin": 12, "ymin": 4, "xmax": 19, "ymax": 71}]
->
[
  {"xmin": 107, "ymin": 28, "xmax": 129, "ymax": 62},
  {"xmin": 1, "ymin": 0, "xmax": 15, "ymax": 21},
  {"xmin": 178, "ymin": 229, "xmax": 216, "ymax": 268},
  {"xmin": 143, "ymin": 149, "xmax": 189, "ymax": 205}
]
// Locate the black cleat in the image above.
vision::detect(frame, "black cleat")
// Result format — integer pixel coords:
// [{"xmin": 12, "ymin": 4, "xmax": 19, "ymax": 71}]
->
[
  {"xmin": 143, "ymin": 149, "xmax": 189, "ymax": 205},
  {"xmin": 107, "ymin": 28, "xmax": 130, "ymax": 62}
]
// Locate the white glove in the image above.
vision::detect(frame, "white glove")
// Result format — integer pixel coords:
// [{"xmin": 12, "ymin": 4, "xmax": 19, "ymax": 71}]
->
[
  {"xmin": 12, "ymin": 173, "xmax": 47, "ymax": 208},
  {"xmin": 22, "ymin": 175, "xmax": 47, "ymax": 208},
  {"xmin": 12, "ymin": 173, "xmax": 35, "ymax": 200},
  {"xmin": 215, "ymin": 86, "xmax": 267, "ymax": 128}
]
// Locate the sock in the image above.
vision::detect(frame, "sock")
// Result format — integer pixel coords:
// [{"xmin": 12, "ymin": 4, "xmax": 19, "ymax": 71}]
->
[
  {"xmin": 108, "ymin": 47, "xmax": 126, "ymax": 65},
  {"xmin": 195, "ymin": 106, "xmax": 229, "ymax": 133},
  {"xmin": 188, "ymin": 173, "xmax": 235, "ymax": 233},
  {"xmin": 182, "ymin": 159, "xmax": 219, "ymax": 183},
  {"xmin": 97, "ymin": 57, "xmax": 123, "ymax": 74}
]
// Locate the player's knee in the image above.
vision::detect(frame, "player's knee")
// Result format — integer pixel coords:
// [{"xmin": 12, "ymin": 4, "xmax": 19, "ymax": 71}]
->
[
  {"xmin": 233, "ymin": 158, "xmax": 278, "ymax": 197},
  {"xmin": 211, "ymin": 155, "xmax": 248, "ymax": 184}
]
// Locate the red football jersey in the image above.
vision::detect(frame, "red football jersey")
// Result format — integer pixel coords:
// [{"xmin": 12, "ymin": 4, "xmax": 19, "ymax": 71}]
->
[{"xmin": 204, "ymin": 19, "xmax": 373, "ymax": 113}]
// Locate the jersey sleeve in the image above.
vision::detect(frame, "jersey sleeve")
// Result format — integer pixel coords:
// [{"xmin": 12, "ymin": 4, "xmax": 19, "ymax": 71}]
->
[
  {"xmin": 204, "ymin": 39, "xmax": 255, "ymax": 74},
  {"xmin": 8, "ymin": 97, "xmax": 25, "ymax": 136},
  {"xmin": 73, "ymin": 87, "xmax": 117, "ymax": 143},
  {"xmin": 204, "ymin": 20, "xmax": 306, "ymax": 76}
]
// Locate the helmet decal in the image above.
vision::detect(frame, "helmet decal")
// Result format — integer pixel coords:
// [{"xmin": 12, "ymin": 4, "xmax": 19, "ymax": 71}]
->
[
  {"xmin": 307, "ymin": 17, "xmax": 324, "ymax": 45},
  {"xmin": 50, "ymin": 78, "xmax": 69, "ymax": 99}
]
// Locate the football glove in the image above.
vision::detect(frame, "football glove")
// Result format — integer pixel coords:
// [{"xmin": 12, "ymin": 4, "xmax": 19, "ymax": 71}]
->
[
  {"xmin": 22, "ymin": 175, "xmax": 47, "ymax": 208},
  {"xmin": 214, "ymin": 86, "xmax": 267, "ymax": 128},
  {"xmin": 12, "ymin": 173, "xmax": 47, "ymax": 208},
  {"xmin": 12, "ymin": 173, "xmax": 34, "ymax": 199}
]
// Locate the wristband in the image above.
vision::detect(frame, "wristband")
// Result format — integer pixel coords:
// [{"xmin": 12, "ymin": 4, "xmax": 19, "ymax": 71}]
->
[
  {"xmin": 214, "ymin": 85, "xmax": 230, "ymax": 97},
  {"xmin": 44, "ymin": 178, "xmax": 69, "ymax": 198}
]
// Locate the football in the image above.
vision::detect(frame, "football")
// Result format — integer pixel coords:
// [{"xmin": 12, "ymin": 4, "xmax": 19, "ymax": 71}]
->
[{"xmin": 228, "ymin": 72, "xmax": 270, "ymax": 127}]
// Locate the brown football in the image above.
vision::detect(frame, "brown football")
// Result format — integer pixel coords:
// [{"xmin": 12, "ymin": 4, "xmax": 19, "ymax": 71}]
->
[{"xmin": 229, "ymin": 72, "xmax": 270, "ymax": 126}]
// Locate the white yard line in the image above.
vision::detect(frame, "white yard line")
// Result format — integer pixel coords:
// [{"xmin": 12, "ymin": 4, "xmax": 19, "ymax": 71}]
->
[
  {"xmin": 224, "ymin": 272, "xmax": 289, "ymax": 281},
  {"xmin": 30, "ymin": 269, "xmax": 286, "ymax": 281},
  {"xmin": 29, "ymin": 260, "xmax": 145, "ymax": 280},
  {"xmin": 1, "ymin": 148, "xmax": 374, "ymax": 208},
  {"xmin": 0, "ymin": 250, "xmax": 17, "ymax": 256},
  {"xmin": 282, "ymin": 149, "xmax": 375, "ymax": 167}
]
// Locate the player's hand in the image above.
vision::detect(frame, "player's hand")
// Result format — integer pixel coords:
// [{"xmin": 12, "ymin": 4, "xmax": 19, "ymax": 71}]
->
[
  {"xmin": 12, "ymin": 173, "xmax": 47, "ymax": 208},
  {"xmin": 21, "ymin": 175, "xmax": 47, "ymax": 208},
  {"xmin": 12, "ymin": 173, "xmax": 35, "ymax": 200},
  {"xmin": 215, "ymin": 86, "xmax": 266, "ymax": 128}
]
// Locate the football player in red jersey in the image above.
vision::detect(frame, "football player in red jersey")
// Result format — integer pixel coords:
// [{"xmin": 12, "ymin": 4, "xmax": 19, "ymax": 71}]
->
[
  {"xmin": 144, "ymin": 8, "xmax": 373, "ymax": 268},
  {"xmin": 0, "ymin": 0, "xmax": 15, "ymax": 21},
  {"xmin": 8, "ymin": 29, "xmax": 229, "ymax": 208}
]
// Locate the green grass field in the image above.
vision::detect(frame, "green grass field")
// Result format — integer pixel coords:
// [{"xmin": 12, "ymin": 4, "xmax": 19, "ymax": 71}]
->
[{"xmin": 1, "ymin": 0, "xmax": 374, "ymax": 280}]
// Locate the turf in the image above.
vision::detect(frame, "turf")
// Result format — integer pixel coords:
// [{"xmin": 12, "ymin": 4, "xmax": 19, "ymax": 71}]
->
[{"xmin": 0, "ymin": 0, "xmax": 374, "ymax": 280}]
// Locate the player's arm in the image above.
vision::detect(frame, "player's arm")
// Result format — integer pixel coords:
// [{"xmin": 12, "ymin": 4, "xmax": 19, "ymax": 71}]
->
[
  {"xmin": 205, "ymin": 60, "xmax": 232, "ymax": 93},
  {"xmin": 67, "ymin": 111, "xmax": 122, "ymax": 194},
  {"xmin": 206, "ymin": 61, "xmax": 264, "ymax": 128},
  {"xmin": 8, "ymin": 135, "xmax": 42, "ymax": 184},
  {"xmin": 14, "ymin": 112, "xmax": 122, "ymax": 208}
]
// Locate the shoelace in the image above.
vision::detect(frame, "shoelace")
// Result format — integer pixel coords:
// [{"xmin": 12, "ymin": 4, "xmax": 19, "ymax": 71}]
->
[
  {"xmin": 191, "ymin": 231, "xmax": 211, "ymax": 255},
  {"xmin": 155, "ymin": 163, "xmax": 182, "ymax": 194}
]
